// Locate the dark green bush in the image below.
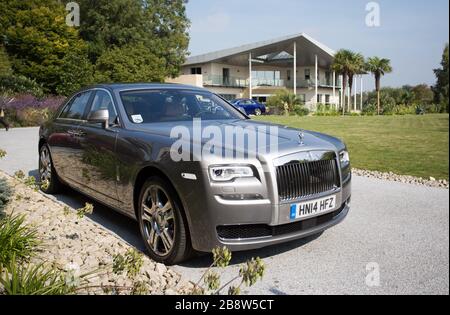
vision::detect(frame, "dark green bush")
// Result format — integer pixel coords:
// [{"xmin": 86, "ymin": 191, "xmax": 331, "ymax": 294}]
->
[
  {"xmin": 0, "ymin": 75, "xmax": 44, "ymax": 98},
  {"xmin": 314, "ymin": 104, "xmax": 340, "ymax": 116},
  {"xmin": 0, "ymin": 178, "xmax": 12, "ymax": 214},
  {"xmin": 293, "ymin": 105, "xmax": 310, "ymax": 116}
]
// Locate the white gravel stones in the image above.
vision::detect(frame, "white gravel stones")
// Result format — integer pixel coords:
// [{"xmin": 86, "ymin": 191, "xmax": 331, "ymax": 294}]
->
[
  {"xmin": 0, "ymin": 171, "xmax": 194, "ymax": 295},
  {"xmin": 352, "ymin": 168, "xmax": 449, "ymax": 189}
]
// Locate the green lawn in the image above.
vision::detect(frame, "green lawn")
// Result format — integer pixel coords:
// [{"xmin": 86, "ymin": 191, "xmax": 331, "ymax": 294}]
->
[{"xmin": 254, "ymin": 114, "xmax": 449, "ymax": 180}]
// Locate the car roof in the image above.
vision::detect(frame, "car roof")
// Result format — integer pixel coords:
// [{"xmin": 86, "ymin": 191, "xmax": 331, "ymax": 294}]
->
[{"xmin": 84, "ymin": 83, "xmax": 207, "ymax": 93}]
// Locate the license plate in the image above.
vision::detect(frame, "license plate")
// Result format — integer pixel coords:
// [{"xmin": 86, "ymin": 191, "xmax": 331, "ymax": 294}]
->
[{"xmin": 290, "ymin": 195, "xmax": 337, "ymax": 220}]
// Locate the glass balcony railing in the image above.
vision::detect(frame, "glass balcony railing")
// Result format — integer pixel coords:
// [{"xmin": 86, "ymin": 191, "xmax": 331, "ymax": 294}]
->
[
  {"xmin": 203, "ymin": 75, "xmax": 342, "ymax": 89},
  {"xmin": 203, "ymin": 75, "xmax": 248, "ymax": 88},
  {"xmin": 252, "ymin": 79, "xmax": 285, "ymax": 87},
  {"xmin": 286, "ymin": 78, "xmax": 342, "ymax": 88}
]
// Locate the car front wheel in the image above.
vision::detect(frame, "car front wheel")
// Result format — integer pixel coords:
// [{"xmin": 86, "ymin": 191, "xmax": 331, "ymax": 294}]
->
[
  {"xmin": 39, "ymin": 144, "xmax": 62, "ymax": 194},
  {"xmin": 138, "ymin": 177, "xmax": 192, "ymax": 265},
  {"xmin": 254, "ymin": 108, "xmax": 262, "ymax": 116}
]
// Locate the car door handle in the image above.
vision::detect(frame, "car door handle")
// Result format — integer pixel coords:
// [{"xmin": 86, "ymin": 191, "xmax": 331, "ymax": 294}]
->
[{"xmin": 67, "ymin": 130, "xmax": 85, "ymax": 137}]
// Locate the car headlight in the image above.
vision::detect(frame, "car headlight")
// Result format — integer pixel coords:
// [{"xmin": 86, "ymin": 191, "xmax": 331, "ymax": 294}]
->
[
  {"xmin": 339, "ymin": 150, "xmax": 350, "ymax": 167},
  {"xmin": 209, "ymin": 165, "xmax": 254, "ymax": 182}
]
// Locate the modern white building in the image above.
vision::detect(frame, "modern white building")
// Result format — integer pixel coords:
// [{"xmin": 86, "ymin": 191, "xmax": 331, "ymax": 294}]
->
[{"xmin": 169, "ymin": 33, "xmax": 364, "ymax": 111}]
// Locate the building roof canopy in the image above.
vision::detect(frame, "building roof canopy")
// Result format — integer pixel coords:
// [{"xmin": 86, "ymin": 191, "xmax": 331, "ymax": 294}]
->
[{"xmin": 185, "ymin": 33, "xmax": 336, "ymax": 68}]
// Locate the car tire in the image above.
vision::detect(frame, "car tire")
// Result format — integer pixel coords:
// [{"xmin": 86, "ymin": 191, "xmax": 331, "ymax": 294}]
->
[
  {"xmin": 138, "ymin": 177, "xmax": 192, "ymax": 265},
  {"xmin": 254, "ymin": 108, "xmax": 262, "ymax": 116},
  {"xmin": 39, "ymin": 144, "xmax": 63, "ymax": 194}
]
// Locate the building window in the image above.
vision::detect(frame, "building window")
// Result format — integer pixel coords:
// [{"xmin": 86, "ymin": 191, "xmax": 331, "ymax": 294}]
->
[
  {"xmin": 304, "ymin": 69, "xmax": 311, "ymax": 81},
  {"xmin": 287, "ymin": 70, "xmax": 291, "ymax": 81},
  {"xmin": 317, "ymin": 94, "xmax": 322, "ymax": 103},
  {"xmin": 191, "ymin": 67, "xmax": 202, "ymax": 75},
  {"xmin": 325, "ymin": 95, "xmax": 330, "ymax": 104},
  {"xmin": 325, "ymin": 71, "xmax": 331, "ymax": 85},
  {"xmin": 251, "ymin": 71, "xmax": 281, "ymax": 86}
]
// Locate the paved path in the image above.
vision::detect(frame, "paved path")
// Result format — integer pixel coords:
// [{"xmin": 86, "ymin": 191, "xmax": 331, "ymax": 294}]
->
[{"xmin": 1, "ymin": 127, "xmax": 448, "ymax": 295}]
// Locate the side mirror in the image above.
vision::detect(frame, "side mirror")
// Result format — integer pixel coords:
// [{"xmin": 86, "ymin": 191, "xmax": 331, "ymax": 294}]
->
[{"xmin": 88, "ymin": 109, "xmax": 109, "ymax": 128}]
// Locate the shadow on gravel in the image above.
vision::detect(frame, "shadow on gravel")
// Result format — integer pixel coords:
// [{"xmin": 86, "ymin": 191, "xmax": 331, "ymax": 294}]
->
[
  {"xmin": 30, "ymin": 169, "xmax": 146, "ymax": 252},
  {"xmin": 31, "ymin": 169, "xmax": 322, "ymax": 268},
  {"xmin": 54, "ymin": 187, "xmax": 146, "ymax": 251}
]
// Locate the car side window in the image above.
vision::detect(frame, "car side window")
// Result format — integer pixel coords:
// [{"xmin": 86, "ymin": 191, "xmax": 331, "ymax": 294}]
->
[
  {"xmin": 89, "ymin": 90, "xmax": 118, "ymax": 125},
  {"xmin": 59, "ymin": 92, "xmax": 92, "ymax": 120}
]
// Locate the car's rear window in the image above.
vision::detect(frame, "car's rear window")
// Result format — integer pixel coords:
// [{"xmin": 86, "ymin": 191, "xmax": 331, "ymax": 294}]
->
[{"xmin": 120, "ymin": 89, "xmax": 245, "ymax": 124}]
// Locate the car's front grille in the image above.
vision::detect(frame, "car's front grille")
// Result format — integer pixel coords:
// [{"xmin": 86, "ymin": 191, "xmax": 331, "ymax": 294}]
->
[
  {"xmin": 217, "ymin": 205, "xmax": 345, "ymax": 240},
  {"xmin": 276, "ymin": 158, "xmax": 340, "ymax": 201}
]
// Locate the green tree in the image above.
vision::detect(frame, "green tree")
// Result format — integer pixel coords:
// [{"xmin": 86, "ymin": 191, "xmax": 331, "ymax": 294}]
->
[
  {"xmin": 332, "ymin": 49, "xmax": 354, "ymax": 115},
  {"xmin": 0, "ymin": 46, "xmax": 12, "ymax": 76},
  {"xmin": 77, "ymin": 0, "xmax": 190, "ymax": 79},
  {"xmin": 347, "ymin": 52, "xmax": 365, "ymax": 112},
  {"xmin": 266, "ymin": 90, "xmax": 302, "ymax": 115},
  {"xmin": 0, "ymin": 0, "xmax": 92, "ymax": 94},
  {"xmin": 433, "ymin": 44, "xmax": 449, "ymax": 112},
  {"xmin": 94, "ymin": 44, "xmax": 166, "ymax": 83},
  {"xmin": 411, "ymin": 84, "xmax": 434, "ymax": 105},
  {"xmin": 365, "ymin": 57, "xmax": 393, "ymax": 115}
]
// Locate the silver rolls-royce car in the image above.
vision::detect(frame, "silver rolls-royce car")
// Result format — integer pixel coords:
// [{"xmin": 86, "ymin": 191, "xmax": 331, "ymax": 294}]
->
[{"xmin": 39, "ymin": 84, "xmax": 351, "ymax": 265}]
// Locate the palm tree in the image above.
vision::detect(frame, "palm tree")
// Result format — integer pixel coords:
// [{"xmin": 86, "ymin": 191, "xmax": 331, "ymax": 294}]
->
[
  {"xmin": 365, "ymin": 57, "xmax": 393, "ymax": 115},
  {"xmin": 332, "ymin": 49, "xmax": 354, "ymax": 115},
  {"xmin": 280, "ymin": 91, "xmax": 301, "ymax": 115},
  {"xmin": 347, "ymin": 52, "xmax": 365, "ymax": 111}
]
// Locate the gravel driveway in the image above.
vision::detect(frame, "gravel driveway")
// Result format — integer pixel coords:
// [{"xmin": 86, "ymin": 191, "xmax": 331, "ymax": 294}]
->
[{"xmin": 1, "ymin": 127, "xmax": 448, "ymax": 295}]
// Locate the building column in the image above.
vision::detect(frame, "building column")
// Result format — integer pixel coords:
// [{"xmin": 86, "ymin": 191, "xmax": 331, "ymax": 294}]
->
[
  {"xmin": 339, "ymin": 75, "xmax": 343, "ymax": 109},
  {"xmin": 360, "ymin": 75, "xmax": 363, "ymax": 111},
  {"xmin": 248, "ymin": 53, "xmax": 252, "ymax": 99},
  {"xmin": 332, "ymin": 71, "xmax": 336, "ymax": 108},
  {"xmin": 293, "ymin": 42, "xmax": 297, "ymax": 95},
  {"xmin": 354, "ymin": 76, "xmax": 357, "ymax": 112},
  {"xmin": 315, "ymin": 55, "xmax": 318, "ymax": 105}
]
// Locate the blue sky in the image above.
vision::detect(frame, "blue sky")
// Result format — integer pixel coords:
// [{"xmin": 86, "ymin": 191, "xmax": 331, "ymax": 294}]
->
[{"xmin": 186, "ymin": 0, "xmax": 449, "ymax": 89}]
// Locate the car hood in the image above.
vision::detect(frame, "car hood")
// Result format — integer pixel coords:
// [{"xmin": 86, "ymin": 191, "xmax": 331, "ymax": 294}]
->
[{"xmin": 128, "ymin": 119, "xmax": 345, "ymax": 154}]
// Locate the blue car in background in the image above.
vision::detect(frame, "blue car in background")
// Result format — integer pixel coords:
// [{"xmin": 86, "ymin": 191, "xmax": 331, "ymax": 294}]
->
[{"xmin": 231, "ymin": 99, "xmax": 266, "ymax": 116}]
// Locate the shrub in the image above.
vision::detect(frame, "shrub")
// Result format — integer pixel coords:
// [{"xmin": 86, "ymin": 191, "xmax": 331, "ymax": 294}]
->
[
  {"xmin": 314, "ymin": 104, "xmax": 340, "ymax": 116},
  {"xmin": 362, "ymin": 103, "xmax": 377, "ymax": 116},
  {"xmin": 191, "ymin": 246, "xmax": 265, "ymax": 295},
  {"xmin": 0, "ymin": 178, "xmax": 12, "ymax": 214},
  {"xmin": 3, "ymin": 94, "xmax": 65, "ymax": 127},
  {"xmin": 0, "ymin": 214, "xmax": 41, "ymax": 266},
  {"xmin": 0, "ymin": 75, "xmax": 44, "ymax": 98},
  {"xmin": 0, "ymin": 258, "xmax": 73, "ymax": 295},
  {"xmin": 293, "ymin": 105, "xmax": 310, "ymax": 116},
  {"xmin": 266, "ymin": 90, "xmax": 303, "ymax": 115}
]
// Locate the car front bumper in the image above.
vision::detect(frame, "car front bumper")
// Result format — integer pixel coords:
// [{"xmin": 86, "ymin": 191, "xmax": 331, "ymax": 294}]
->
[{"xmin": 176, "ymin": 161, "xmax": 352, "ymax": 252}]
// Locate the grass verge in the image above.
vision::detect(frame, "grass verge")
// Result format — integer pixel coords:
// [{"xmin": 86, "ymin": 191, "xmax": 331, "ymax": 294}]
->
[{"xmin": 254, "ymin": 114, "xmax": 449, "ymax": 180}]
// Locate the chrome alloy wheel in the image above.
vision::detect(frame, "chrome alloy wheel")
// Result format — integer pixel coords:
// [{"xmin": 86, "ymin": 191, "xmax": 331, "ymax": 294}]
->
[
  {"xmin": 141, "ymin": 185, "xmax": 176, "ymax": 256},
  {"xmin": 39, "ymin": 146, "xmax": 52, "ymax": 183}
]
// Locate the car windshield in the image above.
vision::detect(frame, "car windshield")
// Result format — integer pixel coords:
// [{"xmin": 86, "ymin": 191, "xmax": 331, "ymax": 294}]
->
[{"xmin": 120, "ymin": 89, "xmax": 245, "ymax": 124}]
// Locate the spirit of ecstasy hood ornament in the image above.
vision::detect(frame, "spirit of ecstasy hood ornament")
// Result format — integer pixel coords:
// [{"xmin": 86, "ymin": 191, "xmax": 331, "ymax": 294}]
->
[{"xmin": 298, "ymin": 130, "xmax": 305, "ymax": 146}]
